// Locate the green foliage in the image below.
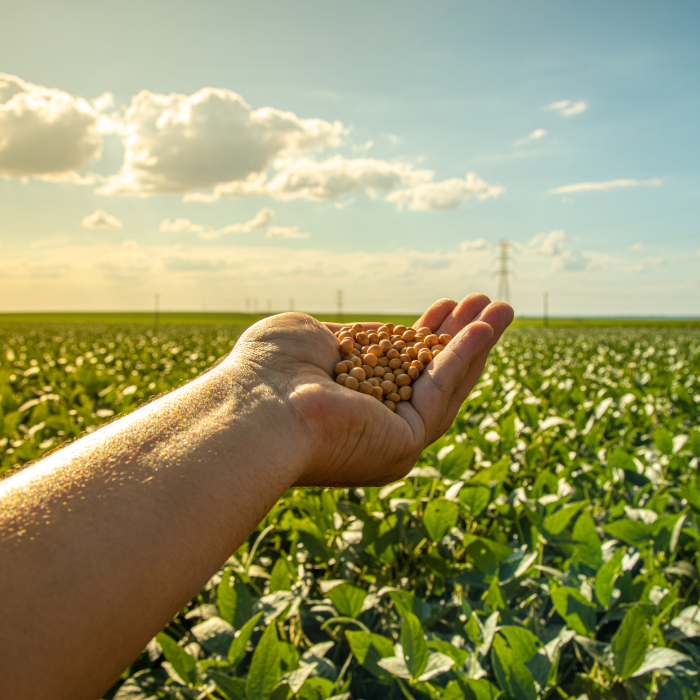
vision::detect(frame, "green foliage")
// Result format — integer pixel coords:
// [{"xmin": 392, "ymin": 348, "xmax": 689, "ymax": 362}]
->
[{"xmin": 3, "ymin": 324, "xmax": 700, "ymax": 700}]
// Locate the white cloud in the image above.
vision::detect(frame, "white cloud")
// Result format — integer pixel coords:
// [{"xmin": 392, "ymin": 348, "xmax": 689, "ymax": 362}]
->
[
  {"xmin": 99, "ymin": 87, "xmax": 343, "ymax": 196},
  {"xmin": 81, "ymin": 209, "xmax": 123, "ymax": 230},
  {"xmin": 92, "ymin": 92, "xmax": 115, "ymax": 112},
  {"xmin": 265, "ymin": 226, "xmax": 310, "ymax": 239},
  {"xmin": 459, "ymin": 238, "xmax": 487, "ymax": 252},
  {"xmin": 554, "ymin": 249, "xmax": 588, "ymax": 271},
  {"xmin": 0, "ymin": 73, "xmax": 103, "ymax": 180},
  {"xmin": 527, "ymin": 229, "xmax": 590, "ymax": 271},
  {"xmin": 549, "ymin": 178, "xmax": 662, "ymax": 195},
  {"xmin": 160, "ymin": 207, "xmax": 276, "ymax": 240},
  {"xmin": 544, "ymin": 99, "xmax": 588, "ymax": 117},
  {"xmin": 159, "ymin": 218, "xmax": 209, "ymax": 235},
  {"xmin": 386, "ymin": 172, "xmax": 504, "ymax": 211},
  {"xmin": 185, "ymin": 155, "xmax": 434, "ymax": 203},
  {"xmin": 529, "ymin": 229, "xmax": 567, "ymax": 255},
  {"xmin": 514, "ymin": 127, "xmax": 547, "ymax": 146},
  {"xmin": 1, "ymin": 74, "xmax": 502, "ymax": 216}
]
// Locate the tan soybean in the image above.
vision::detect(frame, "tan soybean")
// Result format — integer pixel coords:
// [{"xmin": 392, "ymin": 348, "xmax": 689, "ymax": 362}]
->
[
  {"xmin": 349, "ymin": 367, "xmax": 366, "ymax": 382},
  {"xmin": 344, "ymin": 376, "xmax": 359, "ymax": 391}
]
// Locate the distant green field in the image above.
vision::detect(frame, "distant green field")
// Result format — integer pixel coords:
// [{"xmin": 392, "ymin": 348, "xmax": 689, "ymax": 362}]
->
[{"xmin": 0, "ymin": 311, "xmax": 699, "ymax": 328}]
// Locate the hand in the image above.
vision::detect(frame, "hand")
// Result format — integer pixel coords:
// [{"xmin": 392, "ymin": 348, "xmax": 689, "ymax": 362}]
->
[{"xmin": 225, "ymin": 294, "xmax": 513, "ymax": 488}]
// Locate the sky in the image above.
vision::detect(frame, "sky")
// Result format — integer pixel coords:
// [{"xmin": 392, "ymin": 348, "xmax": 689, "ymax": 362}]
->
[{"xmin": 1, "ymin": 0, "xmax": 699, "ymax": 316}]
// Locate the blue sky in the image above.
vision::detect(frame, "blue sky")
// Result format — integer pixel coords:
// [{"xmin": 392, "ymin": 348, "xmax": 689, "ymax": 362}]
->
[{"xmin": 1, "ymin": 1, "xmax": 698, "ymax": 315}]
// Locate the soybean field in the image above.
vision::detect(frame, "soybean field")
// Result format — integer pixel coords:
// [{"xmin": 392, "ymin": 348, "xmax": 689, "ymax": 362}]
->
[{"xmin": 2, "ymin": 319, "xmax": 700, "ymax": 699}]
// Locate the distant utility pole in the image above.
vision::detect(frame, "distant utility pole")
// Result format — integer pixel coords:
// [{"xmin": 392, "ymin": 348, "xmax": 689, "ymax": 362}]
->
[
  {"xmin": 337, "ymin": 289, "xmax": 343, "ymax": 322},
  {"xmin": 266, "ymin": 298, "xmax": 272, "ymax": 313},
  {"xmin": 543, "ymin": 291, "xmax": 549, "ymax": 327},
  {"xmin": 495, "ymin": 240, "xmax": 513, "ymax": 304},
  {"xmin": 289, "ymin": 298, "xmax": 295, "ymax": 312},
  {"xmin": 154, "ymin": 293, "xmax": 160, "ymax": 326}
]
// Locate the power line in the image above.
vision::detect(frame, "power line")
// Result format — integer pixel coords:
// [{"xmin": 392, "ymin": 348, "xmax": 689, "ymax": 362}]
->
[{"xmin": 495, "ymin": 239, "xmax": 514, "ymax": 304}]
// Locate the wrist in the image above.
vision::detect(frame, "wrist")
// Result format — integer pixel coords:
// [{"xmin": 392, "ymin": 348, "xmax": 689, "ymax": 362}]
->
[{"xmin": 213, "ymin": 353, "xmax": 312, "ymax": 490}]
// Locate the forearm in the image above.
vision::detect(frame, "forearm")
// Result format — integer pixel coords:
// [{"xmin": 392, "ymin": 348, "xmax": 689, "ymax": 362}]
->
[{"xmin": 0, "ymin": 358, "xmax": 306, "ymax": 700}]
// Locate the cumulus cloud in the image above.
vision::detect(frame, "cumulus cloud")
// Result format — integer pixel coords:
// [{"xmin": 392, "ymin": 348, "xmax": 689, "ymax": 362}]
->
[
  {"xmin": 514, "ymin": 128, "xmax": 547, "ymax": 146},
  {"xmin": 549, "ymin": 178, "xmax": 662, "ymax": 195},
  {"xmin": 0, "ymin": 73, "xmax": 103, "ymax": 180},
  {"xmin": 160, "ymin": 207, "xmax": 276, "ymax": 240},
  {"xmin": 82, "ymin": 209, "xmax": 123, "ymax": 230},
  {"xmin": 1, "ymin": 74, "xmax": 503, "ymax": 216},
  {"xmin": 386, "ymin": 172, "xmax": 504, "ymax": 211},
  {"xmin": 544, "ymin": 99, "xmax": 588, "ymax": 117},
  {"xmin": 185, "ymin": 155, "xmax": 434, "ymax": 203},
  {"xmin": 99, "ymin": 87, "xmax": 343, "ymax": 196}
]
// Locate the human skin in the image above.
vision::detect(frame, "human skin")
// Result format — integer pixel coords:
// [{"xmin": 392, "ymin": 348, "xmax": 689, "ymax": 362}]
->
[{"xmin": 0, "ymin": 294, "xmax": 512, "ymax": 700}]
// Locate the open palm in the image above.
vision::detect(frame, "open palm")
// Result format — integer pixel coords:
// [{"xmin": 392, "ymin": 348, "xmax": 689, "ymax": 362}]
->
[{"xmin": 230, "ymin": 294, "xmax": 513, "ymax": 487}]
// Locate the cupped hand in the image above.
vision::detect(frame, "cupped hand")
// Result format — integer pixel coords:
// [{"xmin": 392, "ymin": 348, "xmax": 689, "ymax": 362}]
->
[{"xmin": 227, "ymin": 294, "xmax": 513, "ymax": 488}]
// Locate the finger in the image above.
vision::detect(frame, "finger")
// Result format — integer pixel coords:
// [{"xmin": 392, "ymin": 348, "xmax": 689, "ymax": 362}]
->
[
  {"xmin": 411, "ymin": 321, "xmax": 494, "ymax": 439},
  {"xmin": 436, "ymin": 302, "xmax": 514, "ymax": 434},
  {"xmin": 412, "ymin": 298, "xmax": 457, "ymax": 333},
  {"xmin": 434, "ymin": 293, "xmax": 491, "ymax": 338},
  {"xmin": 428, "ymin": 321, "xmax": 494, "ymax": 399}
]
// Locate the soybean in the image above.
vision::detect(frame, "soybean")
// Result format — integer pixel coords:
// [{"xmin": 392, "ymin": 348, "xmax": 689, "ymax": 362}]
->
[{"xmin": 332, "ymin": 320, "xmax": 454, "ymax": 411}]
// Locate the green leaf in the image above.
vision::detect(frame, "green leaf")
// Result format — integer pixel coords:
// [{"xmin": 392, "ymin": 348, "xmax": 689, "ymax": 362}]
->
[
  {"xmin": 632, "ymin": 647, "xmax": 693, "ymax": 677},
  {"xmin": 680, "ymin": 486, "xmax": 700, "ymax": 514},
  {"xmin": 246, "ymin": 623, "xmax": 281, "ymax": 700},
  {"xmin": 611, "ymin": 607, "xmax": 649, "ymax": 679},
  {"xmin": 498, "ymin": 626, "xmax": 540, "ymax": 663},
  {"xmin": 654, "ymin": 427, "xmax": 674, "ymax": 455},
  {"xmin": 459, "ymin": 485, "xmax": 491, "ymax": 517},
  {"xmin": 542, "ymin": 501, "xmax": 588, "ymax": 535},
  {"xmin": 550, "ymin": 587, "xmax": 597, "ymax": 636},
  {"xmin": 439, "ymin": 443, "xmax": 475, "ymax": 479},
  {"xmin": 595, "ymin": 549, "xmax": 625, "ymax": 607},
  {"xmin": 345, "ymin": 630, "xmax": 394, "ymax": 680},
  {"xmin": 233, "ymin": 581, "xmax": 254, "ymax": 629},
  {"xmin": 571, "ymin": 511, "xmax": 603, "ymax": 570},
  {"xmin": 491, "ymin": 635, "xmax": 538, "ymax": 700},
  {"xmin": 423, "ymin": 498, "xmax": 459, "ymax": 541},
  {"xmin": 218, "ymin": 570, "xmax": 238, "ymax": 625},
  {"xmin": 417, "ymin": 651, "xmax": 454, "ymax": 681},
  {"xmin": 113, "ymin": 669, "xmax": 169, "ymax": 700},
  {"xmin": 269, "ymin": 557, "xmax": 293, "ymax": 592},
  {"xmin": 229, "ymin": 612, "xmax": 263, "ymax": 668},
  {"xmin": 156, "ymin": 632, "xmax": 198, "ymax": 687},
  {"xmin": 667, "ymin": 606, "xmax": 700, "ymax": 639},
  {"xmin": 191, "ymin": 616, "xmax": 235, "ymax": 657},
  {"xmin": 401, "ymin": 611, "xmax": 429, "ymax": 680},
  {"xmin": 210, "ymin": 671, "xmax": 248, "ymax": 700},
  {"xmin": 326, "ymin": 582, "xmax": 366, "ymax": 618},
  {"xmin": 603, "ymin": 519, "xmax": 654, "ymax": 546},
  {"xmin": 574, "ymin": 636, "xmax": 615, "ymax": 669},
  {"xmin": 389, "ymin": 589, "xmax": 430, "ymax": 622},
  {"xmin": 453, "ymin": 678, "xmax": 501, "ymax": 700},
  {"xmin": 464, "ymin": 536, "xmax": 513, "ymax": 576}
]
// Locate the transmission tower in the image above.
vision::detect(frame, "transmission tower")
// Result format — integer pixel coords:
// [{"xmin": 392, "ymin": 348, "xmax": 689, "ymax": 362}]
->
[
  {"xmin": 337, "ymin": 289, "xmax": 343, "ymax": 322},
  {"xmin": 495, "ymin": 239, "xmax": 513, "ymax": 304}
]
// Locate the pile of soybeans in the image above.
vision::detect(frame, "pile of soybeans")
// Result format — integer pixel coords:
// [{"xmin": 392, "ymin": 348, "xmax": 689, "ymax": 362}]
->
[{"xmin": 332, "ymin": 322, "xmax": 452, "ymax": 411}]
